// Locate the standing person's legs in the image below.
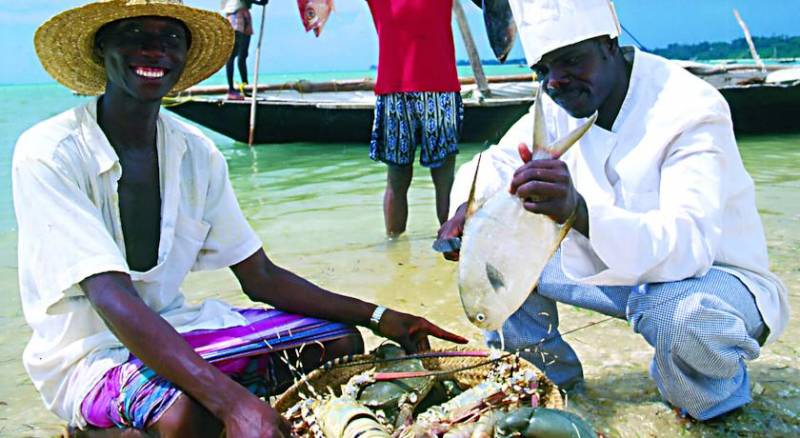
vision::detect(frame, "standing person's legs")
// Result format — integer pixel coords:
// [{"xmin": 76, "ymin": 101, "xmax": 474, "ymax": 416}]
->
[
  {"xmin": 429, "ymin": 155, "xmax": 455, "ymax": 225},
  {"xmin": 627, "ymin": 269, "xmax": 766, "ymax": 420},
  {"xmin": 418, "ymin": 92, "xmax": 462, "ymax": 226},
  {"xmin": 236, "ymin": 34, "xmax": 251, "ymax": 87},
  {"xmin": 370, "ymin": 93, "xmax": 417, "ymax": 237},
  {"xmin": 485, "ymin": 250, "xmax": 631, "ymax": 388},
  {"xmin": 384, "ymin": 164, "xmax": 413, "ymax": 237},
  {"xmin": 225, "ymin": 31, "xmax": 242, "ymax": 93}
]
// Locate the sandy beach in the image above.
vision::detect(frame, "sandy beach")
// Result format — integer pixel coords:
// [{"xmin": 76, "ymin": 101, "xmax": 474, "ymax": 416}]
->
[{"xmin": 0, "ymin": 83, "xmax": 797, "ymax": 436}]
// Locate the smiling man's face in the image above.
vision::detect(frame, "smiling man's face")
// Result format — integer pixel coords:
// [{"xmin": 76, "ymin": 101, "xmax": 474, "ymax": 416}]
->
[
  {"xmin": 532, "ymin": 37, "xmax": 619, "ymax": 119},
  {"xmin": 95, "ymin": 16, "xmax": 190, "ymax": 101}
]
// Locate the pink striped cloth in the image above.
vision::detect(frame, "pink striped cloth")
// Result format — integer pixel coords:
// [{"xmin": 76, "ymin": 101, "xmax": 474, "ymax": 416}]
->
[{"xmin": 79, "ymin": 308, "xmax": 355, "ymax": 429}]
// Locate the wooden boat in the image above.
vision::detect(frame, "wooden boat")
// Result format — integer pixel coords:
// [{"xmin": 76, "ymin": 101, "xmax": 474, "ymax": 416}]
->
[
  {"xmin": 165, "ymin": 64, "xmax": 800, "ymax": 144},
  {"xmin": 677, "ymin": 62, "xmax": 800, "ymax": 134},
  {"xmin": 164, "ymin": 76, "xmax": 537, "ymax": 144}
]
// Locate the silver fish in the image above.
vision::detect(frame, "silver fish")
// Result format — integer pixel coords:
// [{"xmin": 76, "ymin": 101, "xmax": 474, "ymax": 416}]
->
[{"xmin": 458, "ymin": 90, "xmax": 597, "ymax": 332}]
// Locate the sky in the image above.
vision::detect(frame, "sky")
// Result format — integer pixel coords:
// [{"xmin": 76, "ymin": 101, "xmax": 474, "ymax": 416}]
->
[{"xmin": 0, "ymin": 0, "xmax": 798, "ymax": 85}]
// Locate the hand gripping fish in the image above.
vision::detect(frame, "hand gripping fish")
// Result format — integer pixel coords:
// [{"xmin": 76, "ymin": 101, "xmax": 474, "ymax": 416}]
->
[{"xmin": 458, "ymin": 90, "xmax": 597, "ymax": 333}]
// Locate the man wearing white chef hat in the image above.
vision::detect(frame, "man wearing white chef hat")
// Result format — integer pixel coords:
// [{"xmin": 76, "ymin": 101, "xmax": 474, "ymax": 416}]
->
[{"xmin": 439, "ymin": 0, "xmax": 789, "ymax": 421}]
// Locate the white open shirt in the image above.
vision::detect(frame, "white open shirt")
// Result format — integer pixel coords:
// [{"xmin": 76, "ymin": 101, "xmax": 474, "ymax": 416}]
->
[
  {"xmin": 451, "ymin": 48, "xmax": 789, "ymax": 346},
  {"xmin": 12, "ymin": 99, "xmax": 263, "ymax": 426}
]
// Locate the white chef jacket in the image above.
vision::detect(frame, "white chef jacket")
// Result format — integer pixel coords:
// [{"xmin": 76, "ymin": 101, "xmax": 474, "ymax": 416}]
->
[
  {"xmin": 450, "ymin": 48, "xmax": 789, "ymax": 345},
  {"xmin": 12, "ymin": 98, "xmax": 263, "ymax": 426}
]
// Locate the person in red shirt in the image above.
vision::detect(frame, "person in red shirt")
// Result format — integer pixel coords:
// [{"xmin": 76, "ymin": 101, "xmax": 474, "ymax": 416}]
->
[{"xmin": 366, "ymin": 0, "xmax": 463, "ymax": 238}]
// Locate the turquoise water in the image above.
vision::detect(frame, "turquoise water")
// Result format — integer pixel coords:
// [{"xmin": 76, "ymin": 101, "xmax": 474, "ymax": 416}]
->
[{"xmin": 0, "ymin": 71, "xmax": 798, "ymax": 435}]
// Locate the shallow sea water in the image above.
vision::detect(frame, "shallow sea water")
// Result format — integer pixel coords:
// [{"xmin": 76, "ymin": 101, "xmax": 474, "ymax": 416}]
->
[{"xmin": 0, "ymin": 82, "xmax": 797, "ymax": 436}]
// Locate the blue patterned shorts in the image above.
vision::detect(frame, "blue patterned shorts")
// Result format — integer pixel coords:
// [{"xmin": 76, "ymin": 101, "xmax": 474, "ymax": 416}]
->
[{"xmin": 369, "ymin": 92, "xmax": 463, "ymax": 168}]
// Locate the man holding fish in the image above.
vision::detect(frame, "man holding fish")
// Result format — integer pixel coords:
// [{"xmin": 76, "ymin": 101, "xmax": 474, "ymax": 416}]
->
[
  {"xmin": 15, "ymin": 1, "xmax": 466, "ymax": 436},
  {"xmin": 439, "ymin": 0, "xmax": 789, "ymax": 421}
]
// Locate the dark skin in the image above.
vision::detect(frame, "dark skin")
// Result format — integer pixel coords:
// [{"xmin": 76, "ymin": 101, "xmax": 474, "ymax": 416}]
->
[
  {"xmin": 384, "ymin": 155, "xmax": 455, "ymax": 237},
  {"xmin": 438, "ymin": 37, "xmax": 632, "ymax": 261},
  {"xmin": 83, "ymin": 16, "xmax": 467, "ymax": 438}
]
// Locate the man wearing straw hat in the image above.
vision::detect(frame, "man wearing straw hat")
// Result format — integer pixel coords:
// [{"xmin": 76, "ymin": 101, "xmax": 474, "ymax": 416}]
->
[
  {"xmin": 438, "ymin": 0, "xmax": 788, "ymax": 421},
  {"xmin": 14, "ymin": 1, "xmax": 467, "ymax": 435}
]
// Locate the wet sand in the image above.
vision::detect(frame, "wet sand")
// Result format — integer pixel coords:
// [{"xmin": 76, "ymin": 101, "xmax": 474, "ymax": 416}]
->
[{"xmin": 0, "ymin": 136, "xmax": 797, "ymax": 437}]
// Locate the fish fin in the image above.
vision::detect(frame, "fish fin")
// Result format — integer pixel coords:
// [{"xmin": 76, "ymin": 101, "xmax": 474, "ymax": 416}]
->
[
  {"xmin": 544, "ymin": 112, "xmax": 598, "ymax": 159},
  {"xmin": 464, "ymin": 152, "xmax": 483, "ymax": 220},
  {"xmin": 532, "ymin": 87, "xmax": 547, "ymax": 151},
  {"xmin": 529, "ymin": 214, "xmax": 578, "ymax": 296},
  {"xmin": 485, "ymin": 262, "xmax": 506, "ymax": 293}
]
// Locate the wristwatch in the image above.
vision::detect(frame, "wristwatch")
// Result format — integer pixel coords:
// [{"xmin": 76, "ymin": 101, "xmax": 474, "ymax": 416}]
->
[{"xmin": 369, "ymin": 305, "xmax": 388, "ymax": 333}]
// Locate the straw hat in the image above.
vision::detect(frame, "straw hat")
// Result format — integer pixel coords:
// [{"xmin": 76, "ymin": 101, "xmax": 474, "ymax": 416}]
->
[
  {"xmin": 34, "ymin": 0, "xmax": 234, "ymax": 96},
  {"xmin": 508, "ymin": 0, "xmax": 621, "ymax": 67}
]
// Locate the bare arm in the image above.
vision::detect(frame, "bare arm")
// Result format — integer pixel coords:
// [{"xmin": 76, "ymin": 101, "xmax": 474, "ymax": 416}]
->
[
  {"xmin": 231, "ymin": 249, "xmax": 468, "ymax": 352},
  {"xmin": 80, "ymin": 272, "xmax": 290, "ymax": 437}
]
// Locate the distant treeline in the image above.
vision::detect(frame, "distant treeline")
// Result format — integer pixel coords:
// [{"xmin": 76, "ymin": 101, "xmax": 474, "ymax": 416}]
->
[
  {"xmin": 370, "ymin": 36, "xmax": 800, "ymax": 70},
  {"xmin": 456, "ymin": 58, "xmax": 527, "ymax": 66},
  {"xmin": 370, "ymin": 58, "xmax": 527, "ymax": 69},
  {"xmin": 650, "ymin": 36, "xmax": 800, "ymax": 60}
]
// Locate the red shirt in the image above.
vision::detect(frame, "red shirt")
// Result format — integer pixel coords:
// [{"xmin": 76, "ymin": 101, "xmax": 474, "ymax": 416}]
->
[{"xmin": 367, "ymin": 0, "xmax": 461, "ymax": 94}]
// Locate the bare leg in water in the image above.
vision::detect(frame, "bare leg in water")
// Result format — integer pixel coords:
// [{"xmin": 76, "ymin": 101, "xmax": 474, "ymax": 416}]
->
[
  {"xmin": 429, "ymin": 155, "xmax": 456, "ymax": 226},
  {"xmin": 384, "ymin": 163, "xmax": 413, "ymax": 237}
]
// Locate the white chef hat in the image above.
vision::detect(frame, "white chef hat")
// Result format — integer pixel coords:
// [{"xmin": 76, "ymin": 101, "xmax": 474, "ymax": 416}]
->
[{"xmin": 508, "ymin": 0, "xmax": 622, "ymax": 67}]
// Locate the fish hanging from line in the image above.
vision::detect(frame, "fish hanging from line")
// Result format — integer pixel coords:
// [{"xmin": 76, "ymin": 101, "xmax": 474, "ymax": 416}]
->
[
  {"xmin": 297, "ymin": 0, "xmax": 334, "ymax": 37},
  {"xmin": 470, "ymin": 0, "xmax": 518, "ymax": 63},
  {"xmin": 458, "ymin": 90, "xmax": 597, "ymax": 332}
]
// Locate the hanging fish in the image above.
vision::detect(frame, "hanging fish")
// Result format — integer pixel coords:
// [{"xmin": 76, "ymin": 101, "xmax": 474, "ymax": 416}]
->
[
  {"xmin": 297, "ymin": 0, "xmax": 334, "ymax": 37},
  {"xmin": 458, "ymin": 90, "xmax": 597, "ymax": 332},
  {"xmin": 470, "ymin": 0, "xmax": 517, "ymax": 63}
]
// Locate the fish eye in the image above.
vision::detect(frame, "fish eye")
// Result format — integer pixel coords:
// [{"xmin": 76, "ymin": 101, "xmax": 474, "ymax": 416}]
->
[
  {"xmin": 306, "ymin": 9, "xmax": 316, "ymax": 19},
  {"xmin": 476, "ymin": 313, "xmax": 486, "ymax": 322}
]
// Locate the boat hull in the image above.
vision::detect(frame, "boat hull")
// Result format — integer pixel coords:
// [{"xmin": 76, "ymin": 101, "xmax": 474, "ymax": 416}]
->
[
  {"xmin": 167, "ymin": 98, "xmax": 535, "ymax": 144},
  {"xmin": 720, "ymin": 82, "xmax": 800, "ymax": 134},
  {"xmin": 166, "ymin": 76, "xmax": 800, "ymax": 143}
]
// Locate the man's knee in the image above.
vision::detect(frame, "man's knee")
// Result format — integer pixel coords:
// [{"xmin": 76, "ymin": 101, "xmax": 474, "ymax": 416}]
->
[
  {"xmin": 324, "ymin": 329, "xmax": 364, "ymax": 361},
  {"xmin": 151, "ymin": 395, "xmax": 221, "ymax": 438},
  {"xmin": 387, "ymin": 165, "xmax": 413, "ymax": 192},
  {"xmin": 642, "ymin": 294, "xmax": 758, "ymax": 378}
]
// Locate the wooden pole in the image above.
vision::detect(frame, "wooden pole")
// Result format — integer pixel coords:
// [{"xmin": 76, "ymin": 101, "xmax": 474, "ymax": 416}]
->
[
  {"xmin": 452, "ymin": 0, "xmax": 492, "ymax": 98},
  {"xmin": 732, "ymin": 8, "xmax": 766, "ymax": 73},
  {"xmin": 248, "ymin": 3, "xmax": 268, "ymax": 146},
  {"xmin": 175, "ymin": 74, "xmax": 536, "ymax": 97}
]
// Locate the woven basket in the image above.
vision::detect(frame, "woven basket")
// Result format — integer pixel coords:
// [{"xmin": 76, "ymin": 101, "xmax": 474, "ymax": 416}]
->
[{"xmin": 274, "ymin": 346, "xmax": 563, "ymax": 414}]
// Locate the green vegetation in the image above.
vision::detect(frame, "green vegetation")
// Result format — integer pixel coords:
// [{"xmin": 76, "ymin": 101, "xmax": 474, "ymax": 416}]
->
[{"xmin": 651, "ymin": 35, "xmax": 800, "ymax": 60}]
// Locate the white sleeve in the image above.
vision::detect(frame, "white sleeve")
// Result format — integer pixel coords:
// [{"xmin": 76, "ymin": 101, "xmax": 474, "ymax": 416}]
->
[
  {"xmin": 449, "ymin": 111, "xmax": 534, "ymax": 216},
  {"xmin": 561, "ymin": 117, "xmax": 732, "ymax": 285},
  {"xmin": 192, "ymin": 147, "xmax": 263, "ymax": 271},
  {"xmin": 13, "ymin": 156, "xmax": 129, "ymax": 313}
]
